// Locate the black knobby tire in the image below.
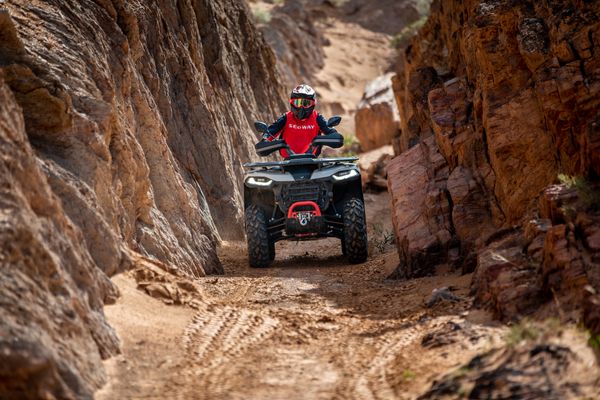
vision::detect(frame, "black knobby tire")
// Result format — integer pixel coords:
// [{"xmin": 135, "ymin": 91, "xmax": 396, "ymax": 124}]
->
[
  {"xmin": 245, "ymin": 205, "xmax": 271, "ymax": 268},
  {"xmin": 342, "ymin": 198, "xmax": 368, "ymax": 263}
]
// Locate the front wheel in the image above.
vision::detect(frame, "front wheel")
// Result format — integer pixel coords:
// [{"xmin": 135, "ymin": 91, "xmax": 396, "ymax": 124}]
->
[
  {"xmin": 245, "ymin": 205, "xmax": 272, "ymax": 268},
  {"xmin": 342, "ymin": 198, "xmax": 368, "ymax": 263}
]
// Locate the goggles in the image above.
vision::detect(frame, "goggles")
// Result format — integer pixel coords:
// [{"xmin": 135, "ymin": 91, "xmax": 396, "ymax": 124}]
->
[{"xmin": 290, "ymin": 98, "xmax": 315, "ymax": 108}]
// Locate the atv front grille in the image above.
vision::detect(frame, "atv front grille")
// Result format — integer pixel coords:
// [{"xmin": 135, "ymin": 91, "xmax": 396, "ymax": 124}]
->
[{"xmin": 280, "ymin": 182, "xmax": 329, "ymax": 212}]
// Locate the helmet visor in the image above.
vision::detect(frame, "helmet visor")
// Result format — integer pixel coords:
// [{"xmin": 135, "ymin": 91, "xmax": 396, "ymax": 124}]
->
[{"xmin": 290, "ymin": 98, "xmax": 315, "ymax": 108}]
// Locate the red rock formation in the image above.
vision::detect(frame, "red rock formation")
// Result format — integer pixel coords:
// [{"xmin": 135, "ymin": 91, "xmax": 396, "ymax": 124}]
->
[
  {"xmin": 0, "ymin": 1, "xmax": 283, "ymax": 397},
  {"xmin": 388, "ymin": 0, "xmax": 600, "ymax": 322}
]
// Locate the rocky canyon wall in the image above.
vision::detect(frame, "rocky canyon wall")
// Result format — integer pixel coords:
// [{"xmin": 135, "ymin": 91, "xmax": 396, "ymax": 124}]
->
[
  {"xmin": 388, "ymin": 0, "xmax": 600, "ymax": 323},
  {"xmin": 0, "ymin": 0, "xmax": 283, "ymax": 397}
]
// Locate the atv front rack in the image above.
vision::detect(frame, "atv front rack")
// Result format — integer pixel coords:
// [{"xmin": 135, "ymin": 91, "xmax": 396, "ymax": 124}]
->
[{"xmin": 243, "ymin": 156, "xmax": 358, "ymax": 169}]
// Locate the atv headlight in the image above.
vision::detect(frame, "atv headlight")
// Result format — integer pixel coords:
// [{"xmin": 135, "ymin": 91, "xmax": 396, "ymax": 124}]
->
[
  {"xmin": 332, "ymin": 169, "xmax": 359, "ymax": 181},
  {"xmin": 246, "ymin": 176, "xmax": 273, "ymax": 187}
]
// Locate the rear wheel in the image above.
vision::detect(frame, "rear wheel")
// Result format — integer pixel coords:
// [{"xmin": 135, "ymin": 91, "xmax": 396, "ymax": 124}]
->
[
  {"xmin": 342, "ymin": 198, "xmax": 368, "ymax": 263},
  {"xmin": 245, "ymin": 205, "xmax": 271, "ymax": 268}
]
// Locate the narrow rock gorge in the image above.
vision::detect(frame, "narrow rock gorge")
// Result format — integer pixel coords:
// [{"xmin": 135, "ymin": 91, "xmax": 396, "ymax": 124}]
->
[
  {"xmin": 1, "ymin": 0, "xmax": 599, "ymax": 399},
  {"xmin": 0, "ymin": 0, "xmax": 282, "ymax": 397}
]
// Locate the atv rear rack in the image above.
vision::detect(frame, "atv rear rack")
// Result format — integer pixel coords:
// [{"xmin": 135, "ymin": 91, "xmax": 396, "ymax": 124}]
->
[{"xmin": 243, "ymin": 156, "xmax": 358, "ymax": 169}]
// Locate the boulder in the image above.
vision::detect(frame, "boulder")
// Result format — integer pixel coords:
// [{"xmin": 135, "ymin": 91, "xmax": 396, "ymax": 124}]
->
[
  {"xmin": 420, "ymin": 337, "xmax": 600, "ymax": 399},
  {"xmin": 355, "ymin": 73, "xmax": 400, "ymax": 151},
  {"xmin": 471, "ymin": 231, "xmax": 541, "ymax": 319},
  {"xmin": 357, "ymin": 145, "xmax": 394, "ymax": 191}
]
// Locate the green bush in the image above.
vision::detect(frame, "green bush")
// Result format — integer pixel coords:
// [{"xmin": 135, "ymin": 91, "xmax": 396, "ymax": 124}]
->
[
  {"xmin": 390, "ymin": 16, "xmax": 428, "ymax": 49},
  {"xmin": 326, "ymin": 0, "xmax": 347, "ymax": 7},
  {"xmin": 253, "ymin": 9, "xmax": 272, "ymax": 24},
  {"xmin": 558, "ymin": 174, "xmax": 600, "ymax": 209},
  {"xmin": 415, "ymin": 0, "xmax": 432, "ymax": 16},
  {"xmin": 504, "ymin": 319, "xmax": 562, "ymax": 347}
]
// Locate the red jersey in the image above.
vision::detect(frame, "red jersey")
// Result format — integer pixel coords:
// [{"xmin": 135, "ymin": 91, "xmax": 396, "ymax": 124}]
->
[{"xmin": 279, "ymin": 111, "xmax": 319, "ymax": 158}]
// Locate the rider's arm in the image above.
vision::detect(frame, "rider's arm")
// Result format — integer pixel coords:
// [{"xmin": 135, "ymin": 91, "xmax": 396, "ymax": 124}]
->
[
  {"xmin": 264, "ymin": 114, "xmax": 287, "ymax": 140},
  {"xmin": 316, "ymin": 114, "xmax": 339, "ymax": 135}
]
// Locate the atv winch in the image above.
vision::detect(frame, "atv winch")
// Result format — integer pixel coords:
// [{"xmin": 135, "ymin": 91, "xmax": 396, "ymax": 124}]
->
[{"xmin": 286, "ymin": 201, "xmax": 324, "ymax": 235}]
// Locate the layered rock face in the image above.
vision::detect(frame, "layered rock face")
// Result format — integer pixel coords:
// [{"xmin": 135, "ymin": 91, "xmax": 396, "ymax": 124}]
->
[
  {"xmin": 0, "ymin": 1, "xmax": 283, "ymax": 397},
  {"xmin": 388, "ymin": 1, "xmax": 600, "ymax": 320},
  {"xmin": 3, "ymin": 0, "xmax": 283, "ymax": 274}
]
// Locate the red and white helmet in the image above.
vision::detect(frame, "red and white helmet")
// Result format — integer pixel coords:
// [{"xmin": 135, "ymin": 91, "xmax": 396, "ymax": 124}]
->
[{"xmin": 290, "ymin": 84, "xmax": 316, "ymax": 120}]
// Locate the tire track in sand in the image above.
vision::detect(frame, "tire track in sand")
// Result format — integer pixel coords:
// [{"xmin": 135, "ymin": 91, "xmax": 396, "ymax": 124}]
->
[
  {"xmin": 352, "ymin": 324, "xmax": 422, "ymax": 400},
  {"xmin": 183, "ymin": 306, "xmax": 279, "ymax": 369}
]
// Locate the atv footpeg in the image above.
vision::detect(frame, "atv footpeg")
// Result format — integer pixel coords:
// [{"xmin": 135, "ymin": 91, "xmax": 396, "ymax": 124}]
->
[{"xmin": 286, "ymin": 201, "xmax": 325, "ymax": 235}]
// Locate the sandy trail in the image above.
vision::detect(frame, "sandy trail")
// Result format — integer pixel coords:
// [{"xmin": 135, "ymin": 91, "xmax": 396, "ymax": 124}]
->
[{"xmin": 97, "ymin": 193, "xmax": 504, "ymax": 399}]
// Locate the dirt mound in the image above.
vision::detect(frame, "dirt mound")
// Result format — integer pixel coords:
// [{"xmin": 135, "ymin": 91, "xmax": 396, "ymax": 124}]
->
[{"xmin": 128, "ymin": 251, "xmax": 205, "ymax": 307}]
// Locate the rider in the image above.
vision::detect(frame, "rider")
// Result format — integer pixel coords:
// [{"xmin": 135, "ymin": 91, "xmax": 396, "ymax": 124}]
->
[{"xmin": 263, "ymin": 84, "xmax": 340, "ymax": 159}]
